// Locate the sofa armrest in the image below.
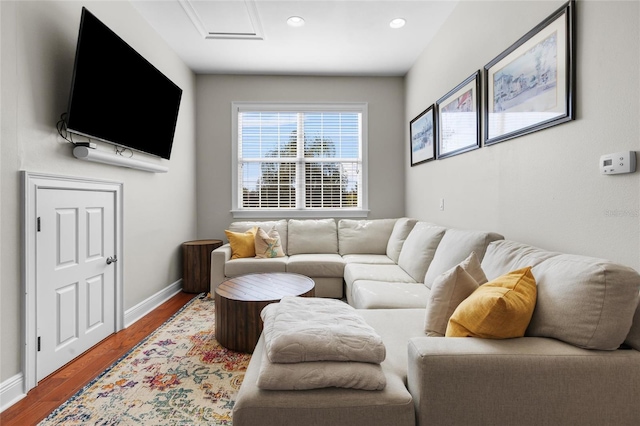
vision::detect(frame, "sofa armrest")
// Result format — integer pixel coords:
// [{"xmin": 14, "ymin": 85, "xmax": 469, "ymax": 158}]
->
[
  {"xmin": 407, "ymin": 336, "xmax": 640, "ymax": 426},
  {"xmin": 210, "ymin": 244, "xmax": 231, "ymax": 294}
]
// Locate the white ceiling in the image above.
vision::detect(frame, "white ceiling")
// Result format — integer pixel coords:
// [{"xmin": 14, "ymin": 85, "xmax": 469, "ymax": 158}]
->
[{"xmin": 131, "ymin": 0, "xmax": 459, "ymax": 76}]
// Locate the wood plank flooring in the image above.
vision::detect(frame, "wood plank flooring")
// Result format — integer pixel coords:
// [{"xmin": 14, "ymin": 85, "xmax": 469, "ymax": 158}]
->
[{"xmin": 0, "ymin": 291, "xmax": 196, "ymax": 426}]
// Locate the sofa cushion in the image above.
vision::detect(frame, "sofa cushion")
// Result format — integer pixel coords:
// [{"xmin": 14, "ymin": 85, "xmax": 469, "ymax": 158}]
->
[
  {"xmin": 338, "ymin": 219, "xmax": 396, "ymax": 255},
  {"xmin": 424, "ymin": 228, "xmax": 503, "ymax": 289},
  {"xmin": 350, "ymin": 281, "xmax": 430, "ymax": 309},
  {"xmin": 287, "ymin": 254, "xmax": 345, "ymax": 278},
  {"xmin": 446, "ymin": 267, "xmax": 537, "ymax": 339},
  {"xmin": 287, "ymin": 219, "xmax": 338, "ymax": 255},
  {"xmin": 527, "ymin": 255, "xmax": 640, "ymax": 350},
  {"xmin": 481, "ymin": 239, "xmax": 559, "ymax": 281},
  {"xmin": 625, "ymin": 297, "xmax": 640, "ymax": 350},
  {"xmin": 424, "ymin": 253, "xmax": 485, "ymax": 337},
  {"xmin": 397, "ymin": 222, "xmax": 446, "ymax": 282},
  {"xmin": 225, "ymin": 257, "xmax": 288, "ymax": 276},
  {"xmin": 359, "ymin": 308, "xmax": 428, "ymax": 379},
  {"xmin": 344, "ymin": 264, "xmax": 416, "ymax": 304},
  {"xmin": 225, "ymin": 227, "xmax": 258, "ymax": 259},
  {"xmin": 385, "ymin": 218, "xmax": 418, "ymax": 263},
  {"xmin": 342, "ymin": 254, "xmax": 396, "ymax": 265},
  {"xmin": 344, "ymin": 264, "xmax": 417, "ymax": 287},
  {"xmin": 254, "ymin": 227, "xmax": 285, "ymax": 259},
  {"xmin": 229, "ymin": 220, "xmax": 289, "ymax": 254}
]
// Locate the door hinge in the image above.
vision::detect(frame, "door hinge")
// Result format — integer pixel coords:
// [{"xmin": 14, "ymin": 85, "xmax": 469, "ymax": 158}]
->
[
  {"xmin": 37, "ymin": 217, "xmax": 41, "ymax": 232},
  {"xmin": 37, "ymin": 336, "xmax": 41, "ymax": 352}
]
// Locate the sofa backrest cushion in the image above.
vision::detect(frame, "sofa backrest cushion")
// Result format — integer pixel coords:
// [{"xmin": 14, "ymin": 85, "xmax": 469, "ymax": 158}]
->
[
  {"xmin": 480, "ymin": 240, "xmax": 560, "ymax": 281},
  {"xmin": 288, "ymin": 219, "xmax": 338, "ymax": 255},
  {"xmin": 397, "ymin": 222, "xmax": 446, "ymax": 282},
  {"xmin": 424, "ymin": 229, "xmax": 504, "ymax": 289},
  {"xmin": 229, "ymin": 220, "xmax": 289, "ymax": 254},
  {"xmin": 625, "ymin": 297, "xmax": 640, "ymax": 350},
  {"xmin": 386, "ymin": 218, "xmax": 418, "ymax": 263},
  {"xmin": 338, "ymin": 219, "xmax": 396, "ymax": 255},
  {"xmin": 527, "ymin": 255, "xmax": 640, "ymax": 350}
]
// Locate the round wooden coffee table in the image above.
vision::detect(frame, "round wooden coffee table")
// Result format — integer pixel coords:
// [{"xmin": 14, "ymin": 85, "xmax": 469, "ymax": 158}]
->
[{"xmin": 214, "ymin": 272, "xmax": 315, "ymax": 353}]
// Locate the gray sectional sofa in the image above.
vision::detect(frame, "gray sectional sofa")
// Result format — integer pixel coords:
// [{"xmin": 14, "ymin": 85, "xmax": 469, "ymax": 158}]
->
[{"xmin": 210, "ymin": 218, "xmax": 640, "ymax": 426}]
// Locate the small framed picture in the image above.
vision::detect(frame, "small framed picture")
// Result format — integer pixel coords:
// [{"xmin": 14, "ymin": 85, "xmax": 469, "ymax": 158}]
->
[
  {"xmin": 484, "ymin": 0, "xmax": 575, "ymax": 145},
  {"xmin": 436, "ymin": 71, "xmax": 481, "ymax": 159},
  {"xmin": 409, "ymin": 105, "xmax": 436, "ymax": 166}
]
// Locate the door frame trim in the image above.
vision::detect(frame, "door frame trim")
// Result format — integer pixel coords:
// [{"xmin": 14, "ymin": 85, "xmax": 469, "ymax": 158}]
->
[{"xmin": 21, "ymin": 171, "xmax": 124, "ymax": 393}]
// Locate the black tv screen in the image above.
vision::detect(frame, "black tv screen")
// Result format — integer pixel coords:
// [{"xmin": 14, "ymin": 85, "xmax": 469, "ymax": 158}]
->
[{"xmin": 66, "ymin": 8, "xmax": 182, "ymax": 160}]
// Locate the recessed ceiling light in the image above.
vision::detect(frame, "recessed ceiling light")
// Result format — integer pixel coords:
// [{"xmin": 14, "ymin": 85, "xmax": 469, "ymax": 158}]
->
[
  {"xmin": 287, "ymin": 16, "xmax": 305, "ymax": 27},
  {"xmin": 389, "ymin": 18, "xmax": 406, "ymax": 29}
]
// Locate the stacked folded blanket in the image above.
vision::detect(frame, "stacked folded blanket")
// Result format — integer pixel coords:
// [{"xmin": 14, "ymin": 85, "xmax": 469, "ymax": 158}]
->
[{"xmin": 257, "ymin": 296, "xmax": 387, "ymax": 391}]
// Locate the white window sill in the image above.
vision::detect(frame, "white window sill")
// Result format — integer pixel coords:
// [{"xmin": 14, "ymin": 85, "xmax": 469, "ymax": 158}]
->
[{"xmin": 231, "ymin": 209, "xmax": 370, "ymax": 219}]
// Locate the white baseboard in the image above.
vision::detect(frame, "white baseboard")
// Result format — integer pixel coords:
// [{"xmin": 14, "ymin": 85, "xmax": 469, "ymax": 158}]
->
[
  {"xmin": 124, "ymin": 279, "xmax": 183, "ymax": 327},
  {"xmin": 0, "ymin": 279, "xmax": 183, "ymax": 413},
  {"xmin": 0, "ymin": 373, "xmax": 26, "ymax": 413}
]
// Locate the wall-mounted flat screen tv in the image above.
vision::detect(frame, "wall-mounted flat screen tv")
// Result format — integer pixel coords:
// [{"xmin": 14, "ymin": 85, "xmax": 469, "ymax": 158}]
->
[{"xmin": 65, "ymin": 7, "xmax": 182, "ymax": 160}]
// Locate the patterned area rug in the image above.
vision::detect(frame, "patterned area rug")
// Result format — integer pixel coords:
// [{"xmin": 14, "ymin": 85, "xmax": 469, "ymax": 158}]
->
[{"xmin": 39, "ymin": 295, "xmax": 251, "ymax": 425}]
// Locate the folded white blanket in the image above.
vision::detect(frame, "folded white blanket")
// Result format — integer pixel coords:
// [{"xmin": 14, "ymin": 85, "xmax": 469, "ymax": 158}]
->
[
  {"xmin": 261, "ymin": 297, "xmax": 386, "ymax": 364},
  {"xmin": 257, "ymin": 349, "xmax": 387, "ymax": 391}
]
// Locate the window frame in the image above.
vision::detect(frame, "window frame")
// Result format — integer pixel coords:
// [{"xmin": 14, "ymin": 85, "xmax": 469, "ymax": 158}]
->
[{"xmin": 231, "ymin": 102, "xmax": 369, "ymax": 218}]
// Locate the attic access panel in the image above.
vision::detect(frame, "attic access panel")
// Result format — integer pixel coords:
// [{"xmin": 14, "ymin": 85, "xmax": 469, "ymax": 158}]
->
[{"xmin": 179, "ymin": 0, "xmax": 264, "ymax": 40}]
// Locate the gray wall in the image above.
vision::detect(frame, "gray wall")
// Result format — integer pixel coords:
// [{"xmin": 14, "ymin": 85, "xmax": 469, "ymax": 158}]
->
[
  {"xmin": 405, "ymin": 0, "xmax": 639, "ymax": 271},
  {"xmin": 0, "ymin": 1, "xmax": 197, "ymax": 383},
  {"xmin": 196, "ymin": 75, "xmax": 405, "ymax": 240}
]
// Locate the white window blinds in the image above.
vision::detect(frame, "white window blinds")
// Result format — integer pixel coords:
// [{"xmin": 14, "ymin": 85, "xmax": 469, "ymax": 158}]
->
[{"xmin": 234, "ymin": 105, "xmax": 366, "ymax": 215}]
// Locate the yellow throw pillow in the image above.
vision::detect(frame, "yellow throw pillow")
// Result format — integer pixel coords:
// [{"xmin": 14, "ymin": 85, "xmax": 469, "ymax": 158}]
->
[
  {"xmin": 446, "ymin": 267, "xmax": 537, "ymax": 339},
  {"xmin": 225, "ymin": 227, "xmax": 258, "ymax": 259},
  {"xmin": 255, "ymin": 227, "xmax": 285, "ymax": 259}
]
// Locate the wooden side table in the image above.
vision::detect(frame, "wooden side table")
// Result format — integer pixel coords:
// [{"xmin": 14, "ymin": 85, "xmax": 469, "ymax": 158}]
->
[
  {"xmin": 182, "ymin": 239, "xmax": 223, "ymax": 294},
  {"xmin": 215, "ymin": 273, "xmax": 315, "ymax": 353}
]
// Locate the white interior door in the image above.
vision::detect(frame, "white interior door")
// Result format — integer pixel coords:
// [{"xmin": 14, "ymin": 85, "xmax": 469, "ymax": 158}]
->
[{"xmin": 36, "ymin": 188, "xmax": 116, "ymax": 381}]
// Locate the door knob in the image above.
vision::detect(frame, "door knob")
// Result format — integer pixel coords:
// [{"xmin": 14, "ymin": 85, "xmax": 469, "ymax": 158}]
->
[{"xmin": 106, "ymin": 255, "xmax": 118, "ymax": 265}]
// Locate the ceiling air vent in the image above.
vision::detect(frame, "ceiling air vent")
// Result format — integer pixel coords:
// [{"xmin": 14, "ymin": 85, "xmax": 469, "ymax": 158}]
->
[{"xmin": 178, "ymin": 0, "xmax": 264, "ymax": 40}]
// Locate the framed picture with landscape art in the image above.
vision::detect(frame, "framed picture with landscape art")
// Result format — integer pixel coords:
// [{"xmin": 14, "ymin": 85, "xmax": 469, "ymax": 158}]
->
[
  {"xmin": 484, "ymin": 0, "xmax": 575, "ymax": 146},
  {"xmin": 410, "ymin": 105, "xmax": 435, "ymax": 166},
  {"xmin": 436, "ymin": 71, "xmax": 481, "ymax": 159}
]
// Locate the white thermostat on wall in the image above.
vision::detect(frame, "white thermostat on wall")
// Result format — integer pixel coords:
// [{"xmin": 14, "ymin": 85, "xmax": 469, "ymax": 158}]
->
[{"xmin": 600, "ymin": 151, "xmax": 636, "ymax": 175}]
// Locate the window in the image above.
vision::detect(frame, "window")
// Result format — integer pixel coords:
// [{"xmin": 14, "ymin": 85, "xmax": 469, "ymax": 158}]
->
[{"xmin": 232, "ymin": 103, "xmax": 368, "ymax": 218}]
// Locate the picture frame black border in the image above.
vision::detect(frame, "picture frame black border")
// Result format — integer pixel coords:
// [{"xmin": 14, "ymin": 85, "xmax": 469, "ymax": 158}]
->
[
  {"xmin": 483, "ymin": 0, "xmax": 575, "ymax": 146},
  {"xmin": 436, "ymin": 70, "xmax": 481, "ymax": 160},
  {"xmin": 409, "ymin": 105, "xmax": 436, "ymax": 167}
]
